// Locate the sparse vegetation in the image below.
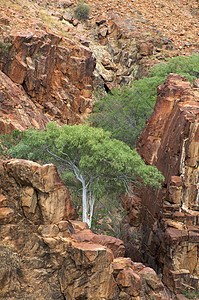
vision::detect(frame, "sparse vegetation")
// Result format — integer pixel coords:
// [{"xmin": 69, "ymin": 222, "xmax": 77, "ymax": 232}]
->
[
  {"xmin": 0, "ymin": 41, "xmax": 11, "ymax": 55},
  {"xmin": 91, "ymin": 197, "xmax": 128, "ymax": 236},
  {"xmin": 181, "ymin": 288, "xmax": 199, "ymax": 299},
  {"xmin": 0, "ymin": 244, "xmax": 20, "ymax": 271},
  {"xmin": 74, "ymin": 2, "xmax": 90, "ymax": 22},
  {"xmin": 38, "ymin": 8, "xmax": 73, "ymax": 37}
]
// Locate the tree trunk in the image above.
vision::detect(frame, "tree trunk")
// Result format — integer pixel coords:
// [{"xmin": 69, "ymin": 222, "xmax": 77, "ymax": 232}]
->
[
  {"xmin": 82, "ymin": 180, "xmax": 88, "ymax": 225},
  {"xmin": 82, "ymin": 182, "xmax": 95, "ymax": 228},
  {"xmin": 73, "ymin": 168, "xmax": 95, "ymax": 228},
  {"xmin": 87, "ymin": 192, "xmax": 95, "ymax": 228}
]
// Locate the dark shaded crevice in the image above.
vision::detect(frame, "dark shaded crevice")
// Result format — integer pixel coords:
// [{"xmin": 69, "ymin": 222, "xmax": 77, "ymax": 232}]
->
[{"xmin": 104, "ymin": 82, "xmax": 111, "ymax": 93}]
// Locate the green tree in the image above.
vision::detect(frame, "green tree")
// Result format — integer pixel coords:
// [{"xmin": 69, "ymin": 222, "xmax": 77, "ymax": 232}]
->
[
  {"xmin": 149, "ymin": 54, "xmax": 199, "ymax": 80},
  {"xmin": 90, "ymin": 76, "xmax": 163, "ymax": 148},
  {"xmin": 90, "ymin": 54, "xmax": 199, "ymax": 148},
  {"xmin": 0, "ymin": 130, "xmax": 24, "ymax": 158},
  {"xmin": 6, "ymin": 123, "xmax": 164, "ymax": 227}
]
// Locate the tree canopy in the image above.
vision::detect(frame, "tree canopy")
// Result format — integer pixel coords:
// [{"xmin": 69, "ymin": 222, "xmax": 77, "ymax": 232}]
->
[
  {"xmin": 5, "ymin": 123, "xmax": 164, "ymax": 227},
  {"xmin": 90, "ymin": 54, "xmax": 199, "ymax": 148}
]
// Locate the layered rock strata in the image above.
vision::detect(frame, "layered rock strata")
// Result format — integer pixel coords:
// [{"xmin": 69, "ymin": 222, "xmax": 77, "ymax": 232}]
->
[
  {"xmin": 0, "ymin": 158, "xmax": 170, "ymax": 299},
  {"xmin": 125, "ymin": 74, "xmax": 199, "ymax": 293}
]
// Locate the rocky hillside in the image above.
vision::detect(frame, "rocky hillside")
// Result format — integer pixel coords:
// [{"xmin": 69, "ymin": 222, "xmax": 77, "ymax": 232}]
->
[{"xmin": 0, "ymin": 0, "xmax": 198, "ymax": 131}]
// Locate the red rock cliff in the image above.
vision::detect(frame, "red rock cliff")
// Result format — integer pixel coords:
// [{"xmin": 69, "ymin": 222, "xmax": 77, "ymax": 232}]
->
[
  {"xmin": 0, "ymin": 8, "xmax": 96, "ymax": 129},
  {"xmin": 135, "ymin": 74, "xmax": 199, "ymax": 292}
]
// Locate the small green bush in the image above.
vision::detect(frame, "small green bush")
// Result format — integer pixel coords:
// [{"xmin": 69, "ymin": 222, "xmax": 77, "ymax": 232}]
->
[
  {"xmin": 181, "ymin": 288, "xmax": 199, "ymax": 299},
  {"xmin": 74, "ymin": 2, "xmax": 90, "ymax": 21},
  {"xmin": 0, "ymin": 41, "xmax": 11, "ymax": 55}
]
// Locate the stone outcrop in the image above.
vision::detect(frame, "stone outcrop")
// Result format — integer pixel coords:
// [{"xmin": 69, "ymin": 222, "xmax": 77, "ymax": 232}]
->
[
  {"xmin": 0, "ymin": 159, "xmax": 77, "ymax": 224},
  {"xmin": 123, "ymin": 74, "xmax": 199, "ymax": 293},
  {"xmin": 1, "ymin": 0, "xmax": 198, "ymax": 296},
  {"xmin": 0, "ymin": 70, "xmax": 49, "ymax": 134},
  {"xmin": 73, "ymin": 228, "xmax": 125, "ymax": 258},
  {"xmin": 88, "ymin": 0, "xmax": 198, "ymax": 90},
  {"xmin": 0, "ymin": 8, "xmax": 95, "ymax": 127},
  {"xmin": 112, "ymin": 257, "xmax": 169, "ymax": 299},
  {"xmin": 91, "ymin": 13, "xmax": 175, "ymax": 90},
  {"xmin": 0, "ymin": 158, "xmax": 170, "ymax": 299}
]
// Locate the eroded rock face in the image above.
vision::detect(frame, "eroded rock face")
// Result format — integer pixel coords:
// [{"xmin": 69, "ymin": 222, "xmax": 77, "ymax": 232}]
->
[
  {"xmin": 91, "ymin": 13, "xmax": 171, "ymax": 90},
  {"xmin": 0, "ymin": 9, "xmax": 95, "ymax": 126},
  {"xmin": 0, "ymin": 159, "xmax": 77, "ymax": 224},
  {"xmin": 129, "ymin": 74, "xmax": 199, "ymax": 292},
  {"xmin": 73, "ymin": 228, "xmax": 125, "ymax": 258},
  {"xmin": 0, "ymin": 158, "xmax": 170, "ymax": 299},
  {"xmin": 0, "ymin": 70, "xmax": 49, "ymax": 133}
]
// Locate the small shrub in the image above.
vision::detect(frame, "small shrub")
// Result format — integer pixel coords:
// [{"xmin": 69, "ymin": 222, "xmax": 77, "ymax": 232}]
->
[
  {"xmin": 74, "ymin": 2, "xmax": 90, "ymax": 22},
  {"xmin": 0, "ymin": 41, "xmax": 11, "ymax": 55},
  {"xmin": 181, "ymin": 288, "xmax": 199, "ymax": 299}
]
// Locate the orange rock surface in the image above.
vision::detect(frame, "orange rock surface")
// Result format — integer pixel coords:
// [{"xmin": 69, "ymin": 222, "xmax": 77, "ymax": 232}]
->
[
  {"xmin": 134, "ymin": 74, "xmax": 199, "ymax": 292},
  {"xmin": 0, "ymin": 158, "xmax": 170, "ymax": 299},
  {"xmin": 0, "ymin": 4, "xmax": 96, "ymax": 127},
  {"xmin": 0, "ymin": 70, "xmax": 49, "ymax": 133},
  {"xmin": 0, "ymin": 0, "xmax": 198, "ymax": 129}
]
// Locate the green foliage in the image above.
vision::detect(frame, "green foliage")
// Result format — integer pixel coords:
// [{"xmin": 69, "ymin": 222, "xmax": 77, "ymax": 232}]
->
[
  {"xmin": 0, "ymin": 130, "xmax": 24, "ymax": 158},
  {"xmin": 2, "ymin": 123, "xmax": 164, "ymax": 226},
  {"xmin": 149, "ymin": 54, "xmax": 199, "ymax": 82},
  {"xmin": 90, "ymin": 76, "xmax": 163, "ymax": 148},
  {"xmin": 0, "ymin": 41, "xmax": 11, "ymax": 55},
  {"xmin": 6, "ymin": 123, "xmax": 163, "ymax": 189},
  {"xmin": 74, "ymin": 2, "xmax": 90, "ymax": 21},
  {"xmin": 181, "ymin": 288, "xmax": 199, "ymax": 299},
  {"xmin": 90, "ymin": 54, "xmax": 199, "ymax": 148}
]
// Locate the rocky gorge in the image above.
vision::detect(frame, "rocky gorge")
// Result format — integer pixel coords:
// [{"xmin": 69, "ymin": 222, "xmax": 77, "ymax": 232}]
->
[
  {"xmin": 0, "ymin": 0, "xmax": 199, "ymax": 298},
  {"xmin": 0, "ymin": 159, "xmax": 170, "ymax": 299}
]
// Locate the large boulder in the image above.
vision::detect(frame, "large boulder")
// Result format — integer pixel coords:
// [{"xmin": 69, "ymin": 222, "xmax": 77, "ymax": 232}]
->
[{"xmin": 0, "ymin": 159, "xmax": 77, "ymax": 224}]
